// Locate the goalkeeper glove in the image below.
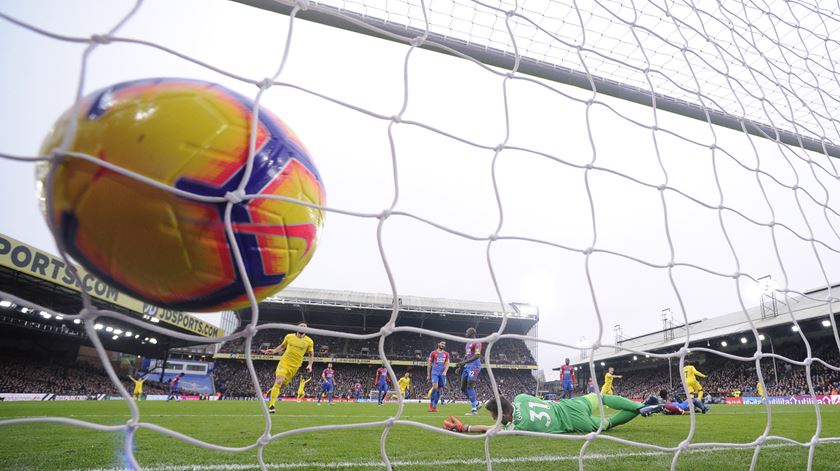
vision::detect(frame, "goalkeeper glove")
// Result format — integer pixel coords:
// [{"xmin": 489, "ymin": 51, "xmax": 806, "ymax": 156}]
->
[{"xmin": 443, "ymin": 416, "xmax": 465, "ymax": 432}]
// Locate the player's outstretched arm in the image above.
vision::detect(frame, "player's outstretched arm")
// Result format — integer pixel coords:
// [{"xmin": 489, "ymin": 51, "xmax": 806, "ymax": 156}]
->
[
  {"xmin": 443, "ymin": 416, "xmax": 500, "ymax": 434},
  {"xmin": 262, "ymin": 338, "xmax": 287, "ymax": 355}
]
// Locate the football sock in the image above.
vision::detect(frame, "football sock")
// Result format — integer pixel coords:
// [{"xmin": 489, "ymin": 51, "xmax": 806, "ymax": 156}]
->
[
  {"xmin": 269, "ymin": 384, "xmax": 280, "ymax": 407},
  {"xmin": 607, "ymin": 410, "xmax": 638, "ymax": 429},
  {"xmin": 466, "ymin": 388, "xmax": 477, "ymax": 409}
]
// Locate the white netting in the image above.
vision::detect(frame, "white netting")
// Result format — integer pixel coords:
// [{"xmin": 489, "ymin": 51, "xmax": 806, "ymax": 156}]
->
[{"xmin": 1, "ymin": 0, "xmax": 840, "ymax": 470}]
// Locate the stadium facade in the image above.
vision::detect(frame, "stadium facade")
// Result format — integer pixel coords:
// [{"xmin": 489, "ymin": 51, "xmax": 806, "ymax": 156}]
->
[
  {"xmin": 559, "ymin": 284, "xmax": 839, "ymax": 399},
  {"xmin": 0, "ymin": 232, "xmax": 225, "ymax": 358}
]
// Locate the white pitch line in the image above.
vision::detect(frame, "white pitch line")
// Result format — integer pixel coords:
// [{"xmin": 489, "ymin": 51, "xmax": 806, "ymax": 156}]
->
[
  {"xmin": 0, "ymin": 413, "xmax": 477, "ymax": 419},
  {"xmin": 0, "ymin": 408, "xmax": 819, "ymax": 420},
  {"xmin": 69, "ymin": 443, "xmax": 833, "ymax": 471}
]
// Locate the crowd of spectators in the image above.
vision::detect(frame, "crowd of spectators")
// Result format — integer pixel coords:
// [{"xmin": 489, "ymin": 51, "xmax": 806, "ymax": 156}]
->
[
  {"xmin": 6, "ymin": 333, "xmax": 840, "ymax": 404},
  {"xmin": 0, "ymin": 354, "xmax": 174, "ymax": 396},
  {"xmin": 219, "ymin": 330, "xmax": 536, "ymax": 365},
  {"xmin": 578, "ymin": 342, "xmax": 840, "ymax": 400},
  {"xmin": 213, "ymin": 360, "xmax": 537, "ymax": 402},
  {"xmin": 0, "ymin": 328, "xmax": 538, "ymax": 401}
]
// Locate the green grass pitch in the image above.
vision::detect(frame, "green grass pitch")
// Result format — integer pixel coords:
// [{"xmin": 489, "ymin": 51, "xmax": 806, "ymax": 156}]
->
[{"xmin": 0, "ymin": 400, "xmax": 838, "ymax": 470}]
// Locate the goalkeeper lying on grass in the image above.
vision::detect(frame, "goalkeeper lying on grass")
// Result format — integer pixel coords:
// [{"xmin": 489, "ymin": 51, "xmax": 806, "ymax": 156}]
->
[{"xmin": 443, "ymin": 393, "xmax": 662, "ymax": 434}]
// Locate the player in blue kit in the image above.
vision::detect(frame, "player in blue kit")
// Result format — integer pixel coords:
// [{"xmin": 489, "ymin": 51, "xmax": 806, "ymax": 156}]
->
[
  {"xmin": 456, "ymin": 328, "xmax": 483, "ymax": 415},
  {"xmin": 647, "ymin": 389, "xmax": 710, "ymax": 415},
  {"xmin": 166, "ymin": 372, "xmax": 184, "ymax": 401},
  {"xmin": 427, "ymin": 340, "xmax": 450, "ymax": 412},
  {"xmin": 317, "ymin": 363, "xmax": 335, "ymax": 406},
  {"xmin": 559, "ymin": 358, "xmax": 576, "ymax": 399},
  {"xmin": 663, "ymin": 398, "xmax": 710, "ymax": 415},
  {"xmin": 374, "ymin": 365, "xmax": 390, "ymax": 405}
]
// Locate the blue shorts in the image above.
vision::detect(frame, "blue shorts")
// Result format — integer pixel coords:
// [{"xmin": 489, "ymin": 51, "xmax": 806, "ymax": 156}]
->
[
  {"xmin": 562, "ymin": 380, "xmax": 573, "ymax": 391},
  {"xmin": 462, "ymin": 364, "xmax": 481, "ymax": 382},
  {"xmin": 431, "ymin": 372, "xmax": 446, "ymax": 388},
  {"xmin": 377, "ymin": 382, "xmax": 388, "ymax": 392},
  {"xmin": 321, "ymin": 382, "xmax": 334, "ymax": 392}
]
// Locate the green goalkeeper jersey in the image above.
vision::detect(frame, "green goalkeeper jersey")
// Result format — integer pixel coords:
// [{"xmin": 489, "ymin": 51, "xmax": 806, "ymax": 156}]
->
[{"xmin": 503, "ymin": 394, "xmax": 599, "ymax": 434}]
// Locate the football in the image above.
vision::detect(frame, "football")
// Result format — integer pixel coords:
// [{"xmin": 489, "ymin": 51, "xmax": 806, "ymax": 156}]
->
[{"xmin": 40, "ymin": 78, "xmax": 325, "ymax": 312}]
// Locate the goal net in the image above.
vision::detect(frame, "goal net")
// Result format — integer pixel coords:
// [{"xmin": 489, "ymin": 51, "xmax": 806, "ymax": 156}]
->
[{"xmin": 1, "ymin": 0, "xmax": 840, "ymax": 470}]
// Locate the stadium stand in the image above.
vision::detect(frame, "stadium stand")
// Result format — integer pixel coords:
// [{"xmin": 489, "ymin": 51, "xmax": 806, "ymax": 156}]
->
[
  {"xmin": 0, "ymin": 233, "xmax": 226, "ymax": 399},
  {"xmin": 0, "ymin": 352, "xmax": 186, "ymax": 396},
  {"xmin": 591, "ymin": 345, "xmax": 840, "ymax": 401},
  {"xmin": 213, "ymin": 287, "xmax": 540, "ymax": 401},
  {"xmin": 0, "ymin": 233, "xmax": 224, "ymax": 355},
  {"xmin": 4, "ymin": 234, "xmax": 837, "ymax": 406},
  {"xmin": 559, "ymin": 286, "xmax": 840, "ymax": 402},
  {"xmin": 1, "ymin": 258, "xmax": 541, "ymax": 403}
]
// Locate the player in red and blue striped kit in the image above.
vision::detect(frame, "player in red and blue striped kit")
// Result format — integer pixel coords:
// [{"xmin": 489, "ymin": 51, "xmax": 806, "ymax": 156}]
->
[
  {"xmin": 317, "ymin": 363, "xmax": 335, "ymax": 406},
  {"xmin": 559, "ymin": 358, "xmax": 576, "ymax": 399},
  {"xmin": 457, "ymin": 328, "xmax": 483, "ymax": 415},
  {"xmin": 374, "ymin": 365, "xmax": 390, "ymax": 406},
  {"xmin": 166, "ymin": 372, "xmax": 184, "ymax": 401},
  {"xmin": 427, "ymin": 340, "xmax": 450, "ymax": 412},
  {"xmin": 353, "ymin": 381, "xmax": 363, "ymax": 402}
]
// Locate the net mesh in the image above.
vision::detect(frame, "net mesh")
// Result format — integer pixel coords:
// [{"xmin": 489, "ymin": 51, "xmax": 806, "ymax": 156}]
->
[{"xmin": 1, "ymin": 0, "xmax": 840, "ymax": 469}]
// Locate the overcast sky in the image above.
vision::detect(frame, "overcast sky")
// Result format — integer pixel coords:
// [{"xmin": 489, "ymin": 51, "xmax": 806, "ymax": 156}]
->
[{"xmin": 1, "ymin": 0, "xmax": 839, "ymax": 378}]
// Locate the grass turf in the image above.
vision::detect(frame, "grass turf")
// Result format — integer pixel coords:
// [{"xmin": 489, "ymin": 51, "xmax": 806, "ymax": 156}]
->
[{"xmin": 0, "ymin": 400, "xmax": 838, "ymax": 470}]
